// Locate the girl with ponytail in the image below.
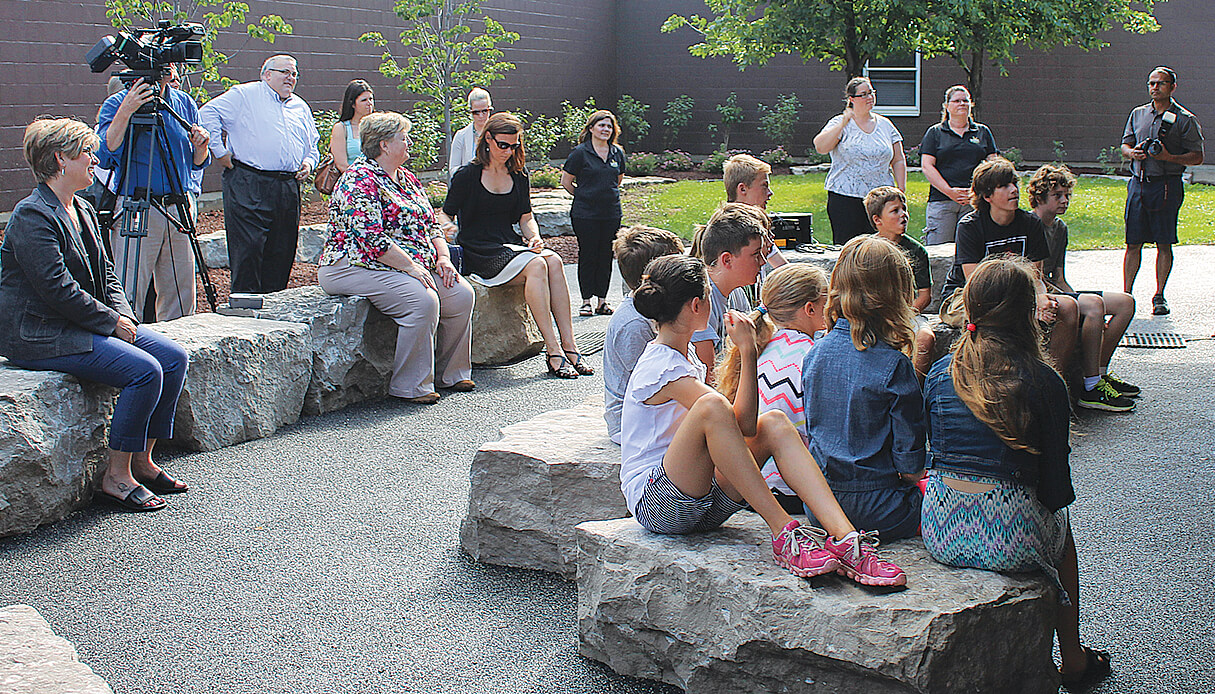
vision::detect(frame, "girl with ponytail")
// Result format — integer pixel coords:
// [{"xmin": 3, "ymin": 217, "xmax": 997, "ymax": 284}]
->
[
  {"xmin": 922, "ymin": 255, "xmax": 1109, "ymax": 690},
  {"xmin": 619, "ymin": 255, "xmax": 906, "ymax": 585}
]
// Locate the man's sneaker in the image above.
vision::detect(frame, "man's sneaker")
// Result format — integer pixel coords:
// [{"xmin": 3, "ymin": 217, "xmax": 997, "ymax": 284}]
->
[
  {"xmin": 822, "ymin": 530, "xmax": 907, "ymax": 587},
  {"xmin": 1078, "ymin": 379, "xmax": 1136, "ymax": 412},
  {"xmin": 1102, "ymin": 373, "xmax": 1141, "ymax": 397},
  {"xmin": 1151, "ymin": 294, "xmax": 1170, "ymax": 315},
  {"xmin": 772, "ymin": 520, "xmax": 841, "ymax": 578}
]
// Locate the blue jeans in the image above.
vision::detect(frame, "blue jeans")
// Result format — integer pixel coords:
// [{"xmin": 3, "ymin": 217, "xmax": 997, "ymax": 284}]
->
[{"xmin": 8, "ymin": 329, "xmax": 187, "ymax": 452}]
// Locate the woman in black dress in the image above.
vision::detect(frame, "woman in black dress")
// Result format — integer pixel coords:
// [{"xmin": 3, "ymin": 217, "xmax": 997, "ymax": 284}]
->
[
  {"xmin": 437, "ymin": 112, "xmax": 590, "ymax": 379},
  {"xmin": 562, "ymin": 109, "xmax": 626, "ymax": 317}
]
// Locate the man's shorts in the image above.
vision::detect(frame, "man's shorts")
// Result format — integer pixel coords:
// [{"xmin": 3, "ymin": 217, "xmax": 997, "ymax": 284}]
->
[
  {"xmin": 1125, "ymin": 175, "xmax": 1182, "ymax": 246},
  {"xmin": 634, "ymin": 466, "xmax": 746, "ymax": 535}
]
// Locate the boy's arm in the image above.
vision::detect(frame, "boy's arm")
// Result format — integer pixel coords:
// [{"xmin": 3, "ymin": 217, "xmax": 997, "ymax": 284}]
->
[
  {"xmin": 692, "ymin": 339, "xmax": 718, "ymax": 384},
  {"xmin": 912, "ymin": 288, "xmax": 932, "ymax": 313}
]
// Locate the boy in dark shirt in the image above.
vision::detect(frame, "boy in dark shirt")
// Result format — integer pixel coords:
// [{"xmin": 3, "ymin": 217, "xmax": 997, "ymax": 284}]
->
[{"xmin": 864, "ymin": 186, "xmax": 936, "ymax": 381}]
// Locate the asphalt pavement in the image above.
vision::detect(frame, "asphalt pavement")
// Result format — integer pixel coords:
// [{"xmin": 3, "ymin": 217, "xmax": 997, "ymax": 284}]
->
[{"xmin": 2, "ymin": 251, "xmax": 1213, "ymax": 694}]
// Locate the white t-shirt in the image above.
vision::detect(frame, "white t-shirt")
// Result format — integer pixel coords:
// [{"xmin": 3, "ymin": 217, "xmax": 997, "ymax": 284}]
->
[
  {"xmin": 619, "ymin": 342, "xmax": 707, "ymax": 513},
  {"xmin": 823, "ymin": 115, "xmax": 903, "ymax": 199}
]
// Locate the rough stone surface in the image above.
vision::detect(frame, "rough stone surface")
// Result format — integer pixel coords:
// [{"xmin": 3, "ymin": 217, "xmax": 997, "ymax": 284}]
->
[
  {"xmin": 578, "ymin": 514, "xmax": 1058, "ymax": 694},
  {"xmin": 0, "ymin": 605, "xmax": 113, "ymax": 694},
  {"xmin": 786, "ymin": 242, "xmax": 955, "ymax": 311},
  {"xmin": 531, "ymin": 189, "xmax": 574, "ymax": 238},
  {"xmin": 621, "ymin": 175, "xmax": 676, "ymax": 187},
  {"xmin": 469, "ymin": 281, "xmax": 545, "ymax": 365},
  {"xmin": 0, "ymin": 366, "xmax": 113, "ymax": 538},
  {"xmin": 196, "ymin": 224, "xmax": 325, "ymax": 268},
  {"xmin": 461, "ymin": 398, "xmax": 627, "ymax": 577},
  {"xmin": 218, "ymin": 286, "xmax": 395, "ymax": 415},
  {"xmin": 153, "ymin": 314, "xmax": 311, "ymax": 451}
]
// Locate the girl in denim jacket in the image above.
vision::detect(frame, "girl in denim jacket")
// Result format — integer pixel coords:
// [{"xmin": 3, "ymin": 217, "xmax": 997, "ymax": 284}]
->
[{"xmin": 803, "ymin": 235, "xmax": 928, "ymax": 542}]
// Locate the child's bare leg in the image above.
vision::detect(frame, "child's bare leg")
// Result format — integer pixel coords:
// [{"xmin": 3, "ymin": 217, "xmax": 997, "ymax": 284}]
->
[
  {"xmin": 1047, "ymin": 294, "xmax": 1079, "ymax": 374},
  {"xmin": 661, "ymin": 392, "xmax": 792, "ymax": 536},
  {"xmin": 1076, "ymin": 294, "xmax": 1104, "ymax": 378},
  {"xmin": 1100, "ymin": 292, "xmax": 1135, "ymax": 368},
  {"xmin": 746, "ymin": 411, "xmax": 856, "ymax": 539},
  {"xmin": 1056, "ymin": 527, "xmax": 1086, "ymax": 676}
]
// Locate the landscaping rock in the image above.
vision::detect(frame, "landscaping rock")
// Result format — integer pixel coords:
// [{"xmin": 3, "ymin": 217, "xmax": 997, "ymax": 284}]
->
[
  {"xmin": 578, "ymin": 514, "xmax": 1058, "ymax": 694},
  {"xmin": 461, "ymin": 398, "xmax": 627, "ymax": 577},
  {"xmin": 0, "ymin": 605, "xmax": 113, "ymax": 694},
  {"xmin": 197, "ymin": 230, "xmax": 227, "ymax": 269},
  {"xmin": 469, "ymin": 281, "xmax": 544, "ymax": 366},
  {"xmin": 0, "ymin": 366, "xmax": 112, "ymax": 538},
  {"xmin": 530, "ymin": 189, "xmax": 574, "ymax": 238},
  {"xmin": 621, "ymin": 175, "xmax": 676, "ymax": 186},
  {"xmin": 218, "ymin": 286, "xmax": 395, "ymax": 415},
  {"xmin": 152, "ymin": 315, "xmax": 311, "ymax": 451},
  {"xmin": 196, "ymin": 224, "xmax": 325, "ymax": 268},
  {"xmin": 786, "ymin": 243, "xmax": 955, "ymax": 311}
]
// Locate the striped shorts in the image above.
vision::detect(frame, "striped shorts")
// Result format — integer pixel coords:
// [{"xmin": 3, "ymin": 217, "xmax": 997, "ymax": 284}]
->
[{"xmin": 634, "ymin": 467, "xmax": 746, "ymax": 535}]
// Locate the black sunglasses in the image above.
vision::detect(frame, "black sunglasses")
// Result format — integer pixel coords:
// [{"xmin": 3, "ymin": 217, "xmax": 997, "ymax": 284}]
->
[{"xmin": 490, "ymin": 137, "xmax": 520, "ymax": 151}]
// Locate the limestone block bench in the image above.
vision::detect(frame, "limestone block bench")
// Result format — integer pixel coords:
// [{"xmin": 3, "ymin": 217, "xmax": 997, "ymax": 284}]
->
[
  {"xmin": 197, "ymin": 223, "xmax": 326, "ymax": 269},
  {"xmin": 577, "ymin": 514, "xmax": 1058, "ymax": 694},
  {"xmin": 218, "ymin": 286, "xmax": 396, "ymax": 415},
  {"xmin": 153, "ymin": 314, "xmax": 311, "ymax": 451},
  {"xmin": 0, "ymin": 365, "xmax": 112, "ymax": 537},
  {"xmin": 468, "ymin": 280, "xmax": 544, "ymax": 366},
  {"xmin": 461, "ymin": 398, "xmax": 627, "ymax": 578},
  {"xmin": 0, "ymin": 605, "xmax": 113, "ymax": 693}
]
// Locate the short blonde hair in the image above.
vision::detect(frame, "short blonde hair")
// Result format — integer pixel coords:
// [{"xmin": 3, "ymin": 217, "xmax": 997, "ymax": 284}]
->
[
  {"xmin": 360, "ymin": 111, "xmax": 412, "ymax": 159},
  {"xmin": 826, "ymin": 235, "xmax": 916, "ymax": 357},
  {"xmin": 724, "ymin": 154, "xmax": 770, "ymax": 202},
  {"xmin": 23, "ymin": 117, "xmax": 100, "ymax": 184}
]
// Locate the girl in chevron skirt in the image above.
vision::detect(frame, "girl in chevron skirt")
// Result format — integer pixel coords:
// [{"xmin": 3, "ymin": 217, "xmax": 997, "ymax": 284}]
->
[
  {"xmin": 921, "ymin": 256, "xmax": 1110, "ymax": 690},
  {"xmin": 717, "ymin": 264, "xmax": 829, "ymax": 501}
]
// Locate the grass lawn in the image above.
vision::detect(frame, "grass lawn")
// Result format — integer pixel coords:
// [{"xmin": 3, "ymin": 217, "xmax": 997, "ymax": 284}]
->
[{"xmin": 622, "ymin": 172, "xmax": 1215, "ymax": 250}]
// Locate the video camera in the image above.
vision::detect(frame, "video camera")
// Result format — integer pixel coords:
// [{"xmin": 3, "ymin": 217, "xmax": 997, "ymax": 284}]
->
[{"xmin": 86, "ymin": 20, "xmax": 203, "ymax": 87}]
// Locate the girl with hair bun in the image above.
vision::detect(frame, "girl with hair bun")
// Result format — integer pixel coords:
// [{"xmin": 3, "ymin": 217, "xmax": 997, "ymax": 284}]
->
[
  {"xmin": 620, "ymin": 254, "xmax": 906, "ymax": 585},
  {"xmin": 922, "ymin": 255, "xmax": 1109, "ymax": 691}
]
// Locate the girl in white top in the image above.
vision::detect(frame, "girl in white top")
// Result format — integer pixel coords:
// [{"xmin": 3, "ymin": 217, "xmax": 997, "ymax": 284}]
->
[
  {"xmin": 716, "ymin": 264, "xmax": 829, "ymax": 496},
  {"xmin": 814, "ymin": 77, "xmax": 907, "ymax": 245},
  {"xmin": 619, "ymin": 254, "xmax": 906, "ymax": 584}
]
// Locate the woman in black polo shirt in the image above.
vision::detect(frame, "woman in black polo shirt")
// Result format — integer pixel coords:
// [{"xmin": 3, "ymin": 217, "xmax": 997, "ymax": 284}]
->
[
  {"xmin": 919, "ymin": 86, "xmax": 999, "ymax": 245},
  {"xmin": 562, "ymin": 110, "xmax": 627, "ymax": 316}
]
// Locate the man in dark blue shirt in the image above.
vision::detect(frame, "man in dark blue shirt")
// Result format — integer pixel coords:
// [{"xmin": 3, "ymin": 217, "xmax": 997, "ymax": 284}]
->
[{"xmin": 98, "ymin": 64, "xmax": 210, "ymax": 320}]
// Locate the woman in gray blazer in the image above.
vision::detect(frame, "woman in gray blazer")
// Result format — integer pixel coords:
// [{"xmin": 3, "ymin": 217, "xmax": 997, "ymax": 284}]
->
[{"xmin": 0, "ymin": 117, "xmax": 189, "ymax": 513}]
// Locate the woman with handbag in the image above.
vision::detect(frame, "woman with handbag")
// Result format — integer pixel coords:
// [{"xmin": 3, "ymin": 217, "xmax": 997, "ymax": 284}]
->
[{"xmin": 315, "ymin": 80, "xmax": 374, "ymax": 195}]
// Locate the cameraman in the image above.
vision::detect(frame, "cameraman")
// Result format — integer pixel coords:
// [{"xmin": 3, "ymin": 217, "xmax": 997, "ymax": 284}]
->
[
  {"xmin": 98, "ymin": 63, "xmax": 210, "ymax": 320},
  {"xmin": 1120, "ymin": 67, "xmax": 1203, "ymax": 316}
]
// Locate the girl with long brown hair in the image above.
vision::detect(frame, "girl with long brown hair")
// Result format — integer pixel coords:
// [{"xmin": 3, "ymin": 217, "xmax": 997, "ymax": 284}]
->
[{"xmin": 921, "ymin": 255, "xmax": 1109, "ymax": 691}]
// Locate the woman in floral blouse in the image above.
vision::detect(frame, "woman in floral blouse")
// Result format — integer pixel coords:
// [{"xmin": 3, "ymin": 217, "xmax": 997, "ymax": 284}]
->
[{"xmin": 318, "ymin": 112, "xmax": 475, "ymax": 404}]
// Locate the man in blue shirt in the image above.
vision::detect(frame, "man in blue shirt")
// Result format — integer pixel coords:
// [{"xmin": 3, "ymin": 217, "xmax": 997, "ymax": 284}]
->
[{"xmin": 98, "ymin": 64, "xmax": 211, "ymax": 320}]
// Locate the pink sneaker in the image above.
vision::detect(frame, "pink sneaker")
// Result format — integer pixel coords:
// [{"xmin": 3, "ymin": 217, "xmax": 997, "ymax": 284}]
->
[
  {"xmin": 772, "ymin": 520, "xmax": 841, "ymax": 578},
  {"xmin": 823, "ymin": 530, "xmax": 907, "ymax": 587}
]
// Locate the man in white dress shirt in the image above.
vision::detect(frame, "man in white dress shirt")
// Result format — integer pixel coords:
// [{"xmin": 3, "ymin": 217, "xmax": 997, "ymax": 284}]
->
[
  {"xmin": 448, "ymin": 88, "xmax": 492, "ymax": 180},
  {"xmin": 199, "ymin": 54, "xmax": 319, "ymax": 293}
]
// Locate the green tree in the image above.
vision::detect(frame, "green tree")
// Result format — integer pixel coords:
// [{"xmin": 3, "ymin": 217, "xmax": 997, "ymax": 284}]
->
[
  {"xmin": 104, "ymin": 0, "xmax": 292, "ymax": 102},
  {"xmin": 662, "ymin": 0, "xmax": 927, "ymax": 80},
  {"xmin": 711, "ymin": 92, "xmax": 744, "ymax": 149},
  {"xmin": 662, "ymin": 95, "xmax": 695, "ymax": 149},
  {"xmin": 561, "ymin": 97, "xmax": 598, "ymax": 148},
  {"xmin": 361, "ymin": 0, "xmax": 519, "ymax": 168},
  {"xmin": 758, "ymin": 93, "xmax": 800, "ymax": 150},
  {"xmin": 615, "ymin": 95, "xmax": 651, "ymax": 149},
  {"xmin": 921, "ymin": 0, "xmax": 1160, "ymax": 113}
]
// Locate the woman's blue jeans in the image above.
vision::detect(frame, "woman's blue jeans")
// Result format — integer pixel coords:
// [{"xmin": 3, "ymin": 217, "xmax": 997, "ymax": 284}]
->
[{"xmin": 8, "ymin": 329, "xmax": 188, "ymax": 452}]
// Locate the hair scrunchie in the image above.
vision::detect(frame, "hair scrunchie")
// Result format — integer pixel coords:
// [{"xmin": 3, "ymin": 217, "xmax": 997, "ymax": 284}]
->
[
  {"xmin": 756, "ymin": 305, "xmax": 769, "ymax": 316},
  {"xmin": 965, "ymin": 322, "xmax": 977, "ymax": 333}
]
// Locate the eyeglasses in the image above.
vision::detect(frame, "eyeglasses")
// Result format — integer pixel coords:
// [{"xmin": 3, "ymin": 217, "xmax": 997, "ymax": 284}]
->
[
  {"xmin": 853, "ymin": 90, "xmax": 876, "ymax": 99},
  {"xmin": 490, "ymin": 137, "xmax": 520, "ymax": 151},
  {"xmin": 267, "ymin": 67, "xmax": 299, "ymax": 78},
  {"xmin": 949, "ymin": 98, "xmax": 972, "ymax": 104},
  {"xmin": 471, "ymin": 108, "xmax": 492, "ymax": 116}
]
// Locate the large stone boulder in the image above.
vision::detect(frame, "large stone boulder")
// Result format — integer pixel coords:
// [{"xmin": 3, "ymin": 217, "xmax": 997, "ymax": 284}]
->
[
  {"xmin": 0, "ymin": 605, "xmax": 113, "ymax": 694},
  {"xmin": 530, "ymin": 189, "xmax": 573, "ymax": 238},
  {"xmin": 578, "ymin": 514, "xmax": 1058, "ymax": 694},
  {"xmin": 469, "ymin": 281, "xmax": 544, "ymax": 366},
  {"xmin": 786, "ymin": 242, "xmax": 956, "ymax": 311},
  {"xmin": 218, "ymin": 286, "xmax": 396, "ymax": 415},
  {"xmin": 461, "ymin": 399, "xmax": 627, "ymax": 578},
  {"xmin": 196, "ymin": 223, "xmax": 325, "ymax": 268},
  {"xmin": 153, "ymin": 314, "xmax": 311, "ymax": 451},
  {"xmin": 0, "ymin": 366, "xmax": 113, "ymax": 538},
  {"xmin": 196, "ymin": 230, "xmax": 227, "ymax": 269}
]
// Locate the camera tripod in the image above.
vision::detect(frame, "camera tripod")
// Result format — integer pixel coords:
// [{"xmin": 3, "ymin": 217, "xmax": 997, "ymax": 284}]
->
[{"xmin": 99, "ymin": 85, "xmax": 217, "ymax": 315}]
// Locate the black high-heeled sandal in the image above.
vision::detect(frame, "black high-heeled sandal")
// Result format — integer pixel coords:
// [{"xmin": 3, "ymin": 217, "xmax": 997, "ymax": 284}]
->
[
  {"xmin": 546, "ymin": 353, "xmax": 579, "ymax": 379},
  {"xmin": 563, "ymin": 350, "xmax": 594, "ymax": 376},
  {"xmin": 1061, "ymin": 646, "xmax": 1111, "ymax": 691}
]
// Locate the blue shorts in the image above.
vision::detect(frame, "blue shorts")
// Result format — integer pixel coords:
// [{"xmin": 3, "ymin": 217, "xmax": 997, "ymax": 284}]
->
[
  {"xmin": 1125, "ymin": 175, "xmax": 1182, "ymax": 246},
  {"xmin": 634, "ymin": 467, "xmax": 746, "ymax": 535}
]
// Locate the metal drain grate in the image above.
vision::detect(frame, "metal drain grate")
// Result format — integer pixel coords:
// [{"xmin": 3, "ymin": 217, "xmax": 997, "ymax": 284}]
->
[
  {"xmin": 574, "ymin": 329, "xmax": 607, "ymax": 356},
  {"xmin": 1119, "ymin": 332, "xmax": 1188, "ymax": 349}
]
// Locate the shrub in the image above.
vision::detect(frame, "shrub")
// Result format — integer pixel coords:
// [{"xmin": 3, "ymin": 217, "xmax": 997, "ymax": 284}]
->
[
  {"xmin": 699, "ymin": 147, "xmax": 750, "ymax": 174},
  {"xmin": 519, "ymin": 110, "xmax": 562, "ymax": 164},
  {"xmin": 657, "ymin": 149, "xmax": 695, "ymax": 172},
  {"xmin": 760, "ymin": 146, "xmax": 792, "ymax": 167},
  {"xmin": 1002, "ymin": 146, "xmax": 1024, "ymax": 167},
  {"xmin": 1097, "ymin": 145, "xmax": 1125, "ymax": 175},
  {"xmin": 561, "ymin": 97, "xmax": 597, "ymax": 147},
  {"xmin": 529, "ymin": 164, "xmax": 563, "ymax": 189},
  {"xmin": 627, "ymin": 152, "xmax": 659, "ymax": 176},
  {"xmin": 663, "ymin": 95, "xmax": 695, "ymax": 149},
  {"xmin": 425, "ymin": 181, "xmax": 447, "ymax": 210},
  {"xmin": 616, "ymin": 95, "xmax": 651, "ymax": 149},
  {"xmin": 758, "ymin": 93, "xmax": 800, "ymax": 149},
  {"xmin": 802, "ymin": 148, "xmax": 830, "ymax": 166},
  {"xmin": 904, "ymin": 144, "xmax": 921, "ymax": 168},
  {"xmin": 406, "ymin": 103, "xmax": 442, "ymax": 171},
  {"xmin": 712, "ymin": 92, "xmax": 744, "ymax": 150}
]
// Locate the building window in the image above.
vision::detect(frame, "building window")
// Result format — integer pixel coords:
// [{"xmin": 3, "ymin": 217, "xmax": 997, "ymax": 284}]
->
[{"xmin": 865, "ymin": 53, "xmax": 920, "ymax": 117}]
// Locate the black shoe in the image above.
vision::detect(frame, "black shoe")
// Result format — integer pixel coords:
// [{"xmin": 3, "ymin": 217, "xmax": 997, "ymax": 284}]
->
[
  {"xmin": 1077, "ymin": 380, "xmax": 1136, "ymax": 412},
  {"xmin": 1102, "ymin": 373, "xmax": 1140, "ymax": 397},
  {"xmin": 1151, "ymin": 294, "xmax": 1170, "ymax": 315}
]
